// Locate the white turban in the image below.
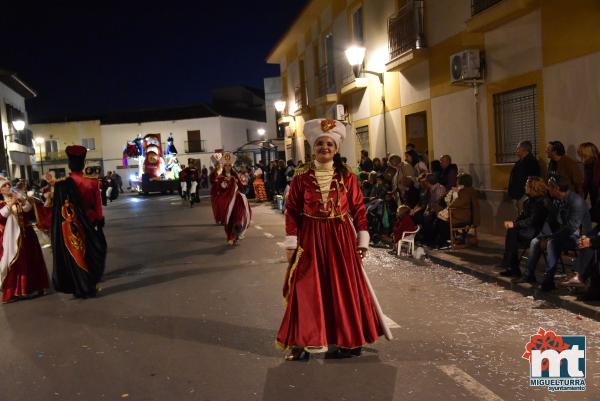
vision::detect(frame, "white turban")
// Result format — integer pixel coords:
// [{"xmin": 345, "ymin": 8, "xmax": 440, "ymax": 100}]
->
[{"xmin": 304, "ymin": 119, "xmax": 347, "ymax": 149}]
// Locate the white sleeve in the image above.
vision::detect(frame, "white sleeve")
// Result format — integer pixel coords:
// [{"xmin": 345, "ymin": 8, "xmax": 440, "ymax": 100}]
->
[
  {"xmin": 22, "ymin": 200, "xmax": 32, "ymax": 212},
  {"xmin": 0, "ymin": 205, "xmax": 10, "ymax": 217},
  {"xmin": 357, "ymin": 230, "xmax": 370, "ymax": 249},
  {"xmin": 283, "ymin": 235, "xmax": 297, "ymax": 249}
]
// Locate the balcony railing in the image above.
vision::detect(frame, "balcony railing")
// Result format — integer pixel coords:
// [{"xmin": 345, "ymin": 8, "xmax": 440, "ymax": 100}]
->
[
  {"xmin": 388, "ymin": 0, "xmax": 426, "ymax": 61},
  {"xmin": 184, "ymin": 140, "xmax": 207, "ymax": 153},
  {"xmin": 472, "ymin": 0, "xmax": 503, "ymax": 15},
  {"xmin": 294, "ymin": 84, "xmax": 308, "ymax": 112},
  {"xmin": 317, "ymin": 64, "xmax": 336, "ymax": 97},
  {"xmin": 42, "ymin": 151, "xmax": 68, "ymax": 161}
]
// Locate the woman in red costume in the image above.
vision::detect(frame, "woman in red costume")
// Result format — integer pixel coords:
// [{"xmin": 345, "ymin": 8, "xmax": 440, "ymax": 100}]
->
[
  {"xmin": 277, "ymin": 119, "xmax": 392, "ymax": 360},
  {"xmin": 0, "ymin": 178, "xmax": 49, "ymax": 303},
  {"xmin": 218, "ymin": 152, "xmax": 252, "ymax": 245},
  {"xmin": 253, "ymin": 166, "xmax": 268, "ymax": 202},
  {"xmin": 210, "ymin": 153, "xmax": 228, "ymax": 225}
]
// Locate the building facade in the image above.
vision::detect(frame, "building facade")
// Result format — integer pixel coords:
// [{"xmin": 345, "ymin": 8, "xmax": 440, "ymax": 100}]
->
[
  {"xmin": 267, "ymin": 0, "xmax": 600, "ymax": 233},
  {"xmin": 0, "ymin": 70, "xmax": 37, "ymax": 181},
  {"xmin": 30, "ymin": 104, "xmax": 268, "ymax": 179}
]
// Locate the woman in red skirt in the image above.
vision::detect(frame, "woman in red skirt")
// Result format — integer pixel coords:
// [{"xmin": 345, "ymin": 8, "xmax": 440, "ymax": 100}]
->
[
  {"xmin": 278, "ymin": 119, "xmax": 392, "ymax": 360},
  {"xmin": 218, "ymin": 152, "xmax": 252, "ymax": 245},
  {"xmin": 0, "ymin": 178, "xmax": 49, "ymax": 303},
  {"xmin": 209, "ymin": 153, "xmax": 227, "ymax": 225}
]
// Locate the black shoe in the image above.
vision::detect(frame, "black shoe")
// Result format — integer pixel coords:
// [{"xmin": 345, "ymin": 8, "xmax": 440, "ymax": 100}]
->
[
  {"xmin": 336, "ymin": 347, "xmax": 362, "ymax": 358},
  {"xmin": 516, "ymin": 275, "xmax": 536, "ymax": 284},
  {"xmin": 500, "ymin": 269, "xmax": 521, "ymax": 278},
  {"xmin": 541, "ymin": 279, "xmax": 556, "ymax": 292},
  {"xmin": 285, "ymin": 347, "xmax": 309, "ymax": 361}
]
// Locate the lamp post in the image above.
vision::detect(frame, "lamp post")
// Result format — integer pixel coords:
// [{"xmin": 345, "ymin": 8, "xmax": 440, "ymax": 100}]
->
[
  {"xmin": 35, "ymin": 137, "xmax": 44, "ymax": 175},
  {"xmin": 345, "ymin": 46, "xmax": 388, "ymax": 155}
]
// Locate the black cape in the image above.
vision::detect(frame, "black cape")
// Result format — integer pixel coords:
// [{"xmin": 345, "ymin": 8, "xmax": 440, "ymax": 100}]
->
[{"xmin": 51, "ymin": 177, "xmax": 107, "ymax": 298}]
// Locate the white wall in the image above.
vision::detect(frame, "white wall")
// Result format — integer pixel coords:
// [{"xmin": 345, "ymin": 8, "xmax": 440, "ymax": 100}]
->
[
  {"xmin": 263, "ymin": 77, "xmax": 282, "ymax": 141},
  {"xmin": 219, "ymin": 117, "xmax": 267, "ymax": 152},
  {"xmin": 400, "ymin": 60, "xmax": 431, "ymax": 107},
  {"xmin": 431, "ymin": 87, "xmax": 490, "ymax": 188},
  {"xmin": 101, "ymin": 117, "xmax": 222, "ymax": 173},
  {"xmin": 543, "ymin": 51, "xmax": 600, "ymax": 158}
]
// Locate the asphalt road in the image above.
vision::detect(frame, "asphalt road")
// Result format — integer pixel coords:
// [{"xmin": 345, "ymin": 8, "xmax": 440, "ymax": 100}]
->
[{"xmin": 1, "ymin": 193, "xmax": 599, "ymax": 401}]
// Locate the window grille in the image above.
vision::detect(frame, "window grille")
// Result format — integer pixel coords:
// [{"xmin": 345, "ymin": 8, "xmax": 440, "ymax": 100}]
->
[
  {"xmin": 493, "ymin": 85, "xmax": 538, "ymax": 164},
  {"xmin": 82, "ymin": 138, "xmax": 95, "ymax": 150},
  {"xmin": 356, "ymin": 125, "xmax": 370, "ymax": 152}
]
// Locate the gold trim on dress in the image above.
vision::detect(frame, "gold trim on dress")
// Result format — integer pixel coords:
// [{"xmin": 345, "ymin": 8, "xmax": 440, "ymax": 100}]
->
[{"xmin": 283, "ymin": 246, "xmax": 304, "ymax": 306}]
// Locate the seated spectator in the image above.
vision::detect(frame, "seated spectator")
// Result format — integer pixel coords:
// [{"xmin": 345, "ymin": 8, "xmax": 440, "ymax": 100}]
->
[
  {"xmin": 372, "ymin": 158, "xmax": 384, "ymax": 172},
  {"xmin": 563, "ymin": 227, "xmax": 599, "ymax": 289},
  {"xmin": 359, "ymin": 172, "xmax": 371, "ymax": 200},
  {"xmin": 439, "ymin": 155, "xmax": 458, "ymax": 190},
  {"xmin": 359, "ymin": 150, "xmax": 374, "ymax": 172},
  {"xmin": 431, "ymin": 173, "xmax": 479, "ymax": 249},
  {"xmin": 572, "ymin": 231, "xmax": 600, "ymax": 300},
  {"xmin": 405, "ymin": 149, "xmax": 428, "ymax": 176},
  {"xmin": 392, "ymin": 204, "xmax": 417, "ymax": 244},
  {"xmin": 546, "ymin": 141, "xmax": 584, "ymax": 197},
  {"xmin": 398, "ymin": 176, "xmax": 420, "ymax": 209},
  {"xmin": 369, "ymin": 174, "xmax": 389, "ymax": 200},
  {"xmin": 521, "ymin": 176, "xmax": 592, "ymax": 291},
  {"xmin": 412, "ymin": 173, "xmax": 446, "ymax": 242},
  {"xmin": 498, "ymin": 177, "xmax": 549, "ymax": 277},
  {"xmin": 430, "ymin": 160, "xmax": 442, "ymax": 183}
]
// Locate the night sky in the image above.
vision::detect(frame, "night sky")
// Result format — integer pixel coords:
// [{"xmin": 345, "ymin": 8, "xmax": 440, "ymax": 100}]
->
[{"xmin": 1, "ymin": 0, "xmax": 307, "ymax": 121}]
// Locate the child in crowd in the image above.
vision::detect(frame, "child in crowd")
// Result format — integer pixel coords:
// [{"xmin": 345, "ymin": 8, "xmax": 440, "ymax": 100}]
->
[{"xmin": 392, "ymin": 204, "xmax": 417, "ymax": 244}]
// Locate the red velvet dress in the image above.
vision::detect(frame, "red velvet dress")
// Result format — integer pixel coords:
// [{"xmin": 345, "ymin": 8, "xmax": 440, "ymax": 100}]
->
[
  {"xmin": 277, "ymin": 167, "xmax": 390, "ymax": 350},
  {"xmin": 210, "ymin": 171, "xmax": 227, "ymax": 224},
  {"xmin": 0, "ymin": 201, "xmax": 50, "ymax": 303},
  {"xmin": 217, "ymin": 175, "xmax": 252, "ymax": 242}
]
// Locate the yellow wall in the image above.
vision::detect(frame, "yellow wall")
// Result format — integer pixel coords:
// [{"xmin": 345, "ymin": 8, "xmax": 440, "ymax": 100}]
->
[
  {"xmin": 30, "ymin": 120, "xmax": 103, "ymax": 161},
  {"xmin": 542, "ymin": 0, "xmax": 600, "ymax": 66},
  {"xmin": 486, "ymin": 70, "xmax": 545, "ymax": 189}
]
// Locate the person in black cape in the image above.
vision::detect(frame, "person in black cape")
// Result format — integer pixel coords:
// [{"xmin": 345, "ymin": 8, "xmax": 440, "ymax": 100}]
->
[{"xmin": 52, "ymin": 145, "xmax": 107, "ymax": 298}]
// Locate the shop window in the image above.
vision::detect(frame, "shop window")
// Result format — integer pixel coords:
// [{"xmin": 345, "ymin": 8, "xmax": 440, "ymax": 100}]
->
[{"xmin": 493, "ymin": 85, "xmax": 538, "ymax": 164}]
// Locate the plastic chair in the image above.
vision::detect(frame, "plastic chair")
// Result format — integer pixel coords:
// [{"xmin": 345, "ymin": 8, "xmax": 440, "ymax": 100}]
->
[{"xmin": 397, "ymin": 226, "xmax": 421, "ymax": 256}]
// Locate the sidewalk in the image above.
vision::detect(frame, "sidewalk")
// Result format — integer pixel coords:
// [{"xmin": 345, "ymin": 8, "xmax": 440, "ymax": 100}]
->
[{"xmin": 425, "ymin": 232, "xmax": 600, "ymax": 321}]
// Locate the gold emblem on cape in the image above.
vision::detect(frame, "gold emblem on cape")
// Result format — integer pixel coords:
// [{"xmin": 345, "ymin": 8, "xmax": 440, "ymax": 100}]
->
[
  {"xmin": 320, "ymin": 119, "xmax": 337, "ymax": 132},
  {"xmin": 61, "ymin": 199, "xmax": 89, "ymax": 273}
]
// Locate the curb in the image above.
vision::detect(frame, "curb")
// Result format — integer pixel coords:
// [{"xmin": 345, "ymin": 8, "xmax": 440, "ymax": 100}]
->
[{"xmin": 426, "ymin": 249, "xmax": 600, "ymax": 322}]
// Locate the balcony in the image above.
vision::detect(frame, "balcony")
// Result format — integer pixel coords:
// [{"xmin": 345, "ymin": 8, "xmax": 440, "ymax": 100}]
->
[
  {"xmin": 466, "ymin": 0, "xmax": 538, "ymax": 32},
  {"xmin": 340, "ymin": 63, "xmax": 369, "ymax": 97},
  {"xmin": 41, "ymin": 151, "xmax": 68, "ymax": 161},
  {"xmin": 386, "ymin": 0, "xmax": 428, "ymax": 72},
  {"xmin": 316, "ymin": 64, "xmax": 338, "ymax": 105},
  {"xmin": 294, "ymin": 84, "xmax": 309, "ymax": 115},
  {"xmin": 184, "ymin": 140, "xmax": 207, "ymax": 153}
]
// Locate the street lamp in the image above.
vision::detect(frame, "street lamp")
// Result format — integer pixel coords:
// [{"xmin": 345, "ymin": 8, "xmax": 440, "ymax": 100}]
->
[
  {"xmin": 35, "ymin": 137, "xmax": 44, "ymax": 175},
  {"xmin": 12, "ymin": 119, "xmax": 25, "ymax": 132},
  {"xmin": 257, "ymin": 128, "xmax": 266, "ymax": 136},
  {"xmin": 345, "ymin": 46, "xmax": 387, "ymax": 154},
  {"xmin": 274, "ymin": 100, "xmax": 286, "ymax": 113}
]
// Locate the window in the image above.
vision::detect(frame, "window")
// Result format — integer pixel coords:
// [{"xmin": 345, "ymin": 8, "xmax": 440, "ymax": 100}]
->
[
  {"xmin": 325, "ymin": 33, "xmax": 335, "ymax": 91},
  {"xmin": 493, "ymin": 85, "xmax": 538, "ymax": 164},
  {"xmin": 356, "ymin": 125, "xmax": 370, "ymax": 154},
  {"xmin": 352, "ymin": 7, "xmax": 364, "ymax": 44},
  {"xmin": 186, "ymin": 130, "xmax": 204, "ymax": 153},
  {"xmin": 45, "ymin": 139, "xmax": 58, "ymax": 154},
  {"xmin": 82, "ymin": 138, "xmax": 95, "ymax": 150}
]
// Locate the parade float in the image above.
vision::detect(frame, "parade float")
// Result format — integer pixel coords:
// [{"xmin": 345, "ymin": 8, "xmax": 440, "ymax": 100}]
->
[{"xmin": 123, "ymin": 133, "xmax": 181, "ymax": 195}]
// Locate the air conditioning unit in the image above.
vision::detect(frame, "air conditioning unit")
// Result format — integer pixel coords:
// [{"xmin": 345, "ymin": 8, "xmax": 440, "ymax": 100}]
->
[
  {"xmin": 450, "ymin": 49, "xmax": 482, "ymax": 83},
  {"xmin": 335, "ymin": 104, "xmax": 346, "ymax": 121}
]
